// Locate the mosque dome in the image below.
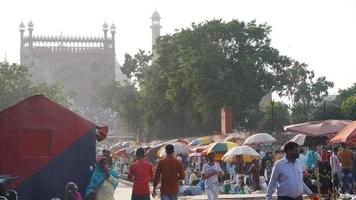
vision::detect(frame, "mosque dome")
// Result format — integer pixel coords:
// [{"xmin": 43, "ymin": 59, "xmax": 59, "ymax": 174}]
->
[
  {"xmin": 28, "ymin": 21, "xmax": 33, "ymax": 27},
  {"xmin": 103, "ymin": 22, "xmax": 109, "ymax": 31},
  {"xmin": 152, "ymin": 11, "xmax": 160, "ymax": 18},
  {"xmin": 110, "ymin": 24, "xmax": 116, "ymax": 32},
  {"xmin": 19, "ymin": 22, "xmax": 25, "ymax": 31}
]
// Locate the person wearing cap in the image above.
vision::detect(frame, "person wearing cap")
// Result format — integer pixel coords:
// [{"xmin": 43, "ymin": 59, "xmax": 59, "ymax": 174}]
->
[{"xmin": 266, "ymin": 142, "xmax": 316, "ymax": 200}]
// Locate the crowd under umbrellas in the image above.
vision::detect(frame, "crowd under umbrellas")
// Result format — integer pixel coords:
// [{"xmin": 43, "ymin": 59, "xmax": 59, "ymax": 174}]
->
[{"xmin": 100, "ymin": 119, "xmax": 356, "ymax": 199}]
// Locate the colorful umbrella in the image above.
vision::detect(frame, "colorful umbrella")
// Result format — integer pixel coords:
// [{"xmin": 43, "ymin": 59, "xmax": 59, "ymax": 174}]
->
[
  {"xmin": 188, "ymin": 137, "xmax": 214, "ymax": 146},
  {"xmin": 244, "ymin": 133, "xmax": 276, "ymax": 145},
  {"xmin": 329, "ymin": 121, "xmax": 356, "ymax": 145},
  {"xmin": 204, "ymin": 142, "xmax": 237, "ymax": 154},
  {"xmin": 222, "ymin": 145, "xmax": 261, "ymax": 162},
  {"xmin": 283, "ymin": 120, "xmax": 352, "ymax": 137},
  {"xmin": 146, "ymin": 143, "xmax": 165, "ymax": 158}
]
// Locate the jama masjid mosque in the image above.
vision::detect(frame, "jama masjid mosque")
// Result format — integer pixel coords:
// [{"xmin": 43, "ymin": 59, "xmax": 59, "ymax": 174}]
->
[
  {"xmin": 19, "ymin": 11, "xmax": 162, "ymax": 108},
  {"xmin": 19, "ymin": 10, "xmax": 269, "ymax": 111}
]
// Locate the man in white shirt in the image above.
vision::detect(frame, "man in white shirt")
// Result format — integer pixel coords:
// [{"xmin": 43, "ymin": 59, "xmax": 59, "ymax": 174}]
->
[
  {"xmin": 266, "ymin": 142, "xmax": 316, "ymax": 200},
  {"xmin": 202, "ymin": 152, "xmax": 223, "ymax": 200},
  {"xmin": 330, "ymin": 147, "xmax": 341, "ymax": 186}
]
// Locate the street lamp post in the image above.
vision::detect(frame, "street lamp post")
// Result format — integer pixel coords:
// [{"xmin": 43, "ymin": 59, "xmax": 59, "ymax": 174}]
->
[
  {"xmin": 271, "ymin": 100, "xmax": 275, "ymax": 132},
  {"xmin": 323, "ymin": 100, "xmax": 327, "ymax": 120}
]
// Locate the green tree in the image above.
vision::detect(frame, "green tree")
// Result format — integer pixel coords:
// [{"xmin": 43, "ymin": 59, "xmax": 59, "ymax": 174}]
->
[
  {"xmin": 101, "ymin": 19, "xmax": 333, "ymax": 138},
  {"xmin": 98, "ymin": 80, "xmax": 142, "ymax": 134},
  {"xmin": 335, "ymin": 83, "xmax": 356, "ymax": 105},
  {"xmin": 0, "ymin": 62, "xmax": 74, "ymax": 111},
  {"xmin": 275, "ymin": 62, "xmax": 334, "ymax": 123},
  {"xmin": 120, "ymin": 50, "xmax": 152, "ymax": 84},
  {"xmin": 155, "ymin": 20, "xmax": 293, "ymax": 124},
  {"xmin": 260, "ymin": 101, "xmax": 289, "ymax": 131},
  {"xmin": 312, "ymin": 100, "xmax": 346, "ymax": 120},
  {"xmin": 310, "ymin": 83, "xmax": 356, "ymax": 121},
  {"xmin": 341, "ymin": 96, "xmax": 356, "ymax": 120}
]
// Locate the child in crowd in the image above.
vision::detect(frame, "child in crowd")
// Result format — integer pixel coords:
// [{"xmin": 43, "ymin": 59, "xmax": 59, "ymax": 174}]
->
[{"xmin": 65, "ymin": 182, "xmax": 83, "ymax": 200}]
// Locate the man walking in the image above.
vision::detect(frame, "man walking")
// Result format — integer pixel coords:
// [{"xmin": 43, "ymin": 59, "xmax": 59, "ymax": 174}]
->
[
  {"xmin": 202, "ymin": 152, "xmax": 223, "ymax": 200},
  {"xmin": 266, "ymin": 142, "xmax": 315, "ymax": 200},
  {"xmin": 330, "ymin": 147, "xmax": 341, "ymax": 189},
  {"xmin": 153, "ymin": 144, "xmax": 186, "ymax": 200},
  {"xmin": 128, "ymin": 147, "xmax": 154, "ymax": 200}
]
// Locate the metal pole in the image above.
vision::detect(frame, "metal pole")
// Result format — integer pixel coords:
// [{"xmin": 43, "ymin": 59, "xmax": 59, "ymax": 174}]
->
[
  {"xmin": 271, "ymin": 100, "xmax": 274, "ymax": 132},
  {"xmin": 323, "ymin": 100, "xmax": 327, "ymax": 120}
]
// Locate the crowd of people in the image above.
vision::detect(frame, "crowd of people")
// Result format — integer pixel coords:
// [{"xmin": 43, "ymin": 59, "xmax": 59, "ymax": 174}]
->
[{"xmin": 62, "ymin": 142, "xmax": 356, "ymax": 200}]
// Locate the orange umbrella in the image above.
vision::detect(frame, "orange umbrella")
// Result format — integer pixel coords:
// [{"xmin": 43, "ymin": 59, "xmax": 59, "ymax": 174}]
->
[{"xmin": 329, "ymin": 121, "xmax": 356, "ymax": 145}]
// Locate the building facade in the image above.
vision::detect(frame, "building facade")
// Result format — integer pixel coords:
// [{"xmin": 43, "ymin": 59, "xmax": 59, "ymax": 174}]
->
[{"xmin": 20, "ymin": 21, "xmax": 116, "ymax": 107}]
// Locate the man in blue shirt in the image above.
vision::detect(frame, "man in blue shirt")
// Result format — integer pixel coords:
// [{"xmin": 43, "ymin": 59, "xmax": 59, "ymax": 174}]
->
[{"xmin": 266, "ymin": 142, "xmax": 316, "ymax": 200}]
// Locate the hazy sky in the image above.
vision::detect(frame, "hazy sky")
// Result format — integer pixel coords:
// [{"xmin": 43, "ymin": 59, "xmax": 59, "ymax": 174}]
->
[{"xmin": 1, "ymin": 0, "xmax": 355, "ymax": 94}]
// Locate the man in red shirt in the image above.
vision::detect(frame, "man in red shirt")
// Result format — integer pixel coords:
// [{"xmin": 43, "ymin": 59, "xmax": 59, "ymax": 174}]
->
[
  {"xmin": 128, "ymin": 147, "xmax": 154, "ymax": 200},
  {"xmin": 152, "ymin": 144, "xmax": 186, "ymax": 200}
]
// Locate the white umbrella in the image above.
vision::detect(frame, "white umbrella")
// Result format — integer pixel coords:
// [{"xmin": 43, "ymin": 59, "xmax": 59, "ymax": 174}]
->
[
  {"xmin": 289, "ymin": 134, "xmax": 306, "ymax": 145},
  {"xmin": 222, "ymin": 145, "xmax": 261, "ymax": 161},
  {"xmin": 287, "ymin": 134, "xmax": 328, "ymax": 146},
  {"xmin": 158, "ymin": 142, "xmax": 190, "ymax": 157},
  {"xmin": 243, "ymin": 133, "xmax": 276, "ymax": 145}
]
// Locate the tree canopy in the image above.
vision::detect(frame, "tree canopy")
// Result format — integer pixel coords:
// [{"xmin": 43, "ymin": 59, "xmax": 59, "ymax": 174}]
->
[
  {"xmin": 335, "ymin": 83, "xmax": 356, "ymax": 105},
  {"xmin": 341, "ymin": 96, "xmax": 356, "ymax": 120},
  {"xmin": 0, "ymin": 62, "xmax": 75, "ymax": 111},
  {"xmin": 100, "ymin": 19, "xmax": 334, "ymax": 138},
  {"xmin": 260, "ymin": 101, "xmax": 289, "ymax": 131}
]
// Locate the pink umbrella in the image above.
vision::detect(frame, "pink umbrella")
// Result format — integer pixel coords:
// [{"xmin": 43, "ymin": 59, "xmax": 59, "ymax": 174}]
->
[{"xmin": 283, "ymin": 120, "xmax": 352, "ymax": 137}]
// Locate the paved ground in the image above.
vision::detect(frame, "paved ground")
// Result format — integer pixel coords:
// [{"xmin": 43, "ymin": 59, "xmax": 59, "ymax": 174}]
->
[
  {"xmin": 114, "ymin": 181, "xmax": 268, "ymax": 200},
  {"xmin": 114, "ymin": 182, "xmax": 132, "ymax": 200}
]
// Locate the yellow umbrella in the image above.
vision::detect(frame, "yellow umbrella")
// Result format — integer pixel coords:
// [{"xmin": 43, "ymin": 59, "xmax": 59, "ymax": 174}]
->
[
  {"xmin": 222, "ymin": 145, "xmax": 261, "ymax": 163},
  {"xmin": 188, "ymin": 137, "xmax": 214, "ymax": 146}
]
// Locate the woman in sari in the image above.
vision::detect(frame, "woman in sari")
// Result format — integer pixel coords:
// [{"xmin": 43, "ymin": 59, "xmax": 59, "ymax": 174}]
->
[{"xmin": 85, "ymin": 157, "xmax": 119, "ymax": 200}]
